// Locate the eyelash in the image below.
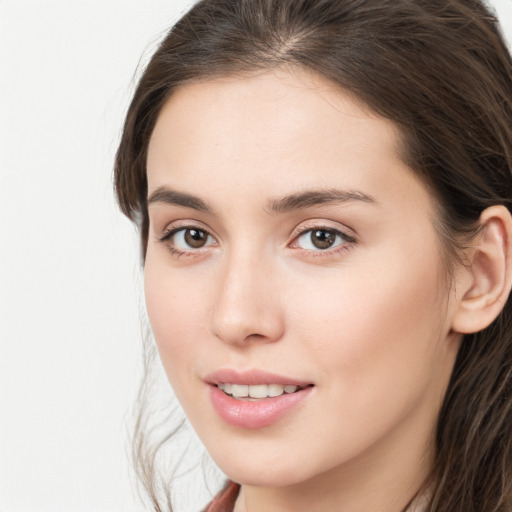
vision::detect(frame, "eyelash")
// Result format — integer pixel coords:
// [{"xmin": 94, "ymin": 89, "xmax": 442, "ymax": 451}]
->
[
  {"xmin": 290, "ymin": 224, "xmax": 357, "ymax": 256},
  {"xmin": 157, "ymin": 223, "xmax": 357, "ymax": 258},
  {"xmin": 158, "ymin": 225, "xmax": 216, "ymax": 258}
]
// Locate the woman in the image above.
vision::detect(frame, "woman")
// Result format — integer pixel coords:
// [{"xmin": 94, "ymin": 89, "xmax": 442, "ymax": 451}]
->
[{"xmin": 115, "ymin": 0, "xmax": 512, "ymax": 511}]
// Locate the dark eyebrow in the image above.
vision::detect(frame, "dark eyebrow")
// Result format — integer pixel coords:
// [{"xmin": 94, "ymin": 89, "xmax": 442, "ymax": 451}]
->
[
  {"xmin": 147, "ymin": 186, "xmax": 214, "ymax": 213},
  {"xmin": 266, "ymin": 188, "xmax": 377, "ymax": 214}
]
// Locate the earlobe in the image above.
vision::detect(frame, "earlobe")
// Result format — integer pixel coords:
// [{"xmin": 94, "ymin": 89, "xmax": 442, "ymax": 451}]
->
[{"xmin": 451, "ymin": 205, "xmax": 512, "ymax": 335}]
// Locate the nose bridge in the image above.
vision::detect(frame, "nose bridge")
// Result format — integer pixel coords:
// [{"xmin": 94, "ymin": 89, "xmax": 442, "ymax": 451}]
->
[{"xmin": 210, "ymin": 243, "xmax": 284, "ymax": 346}]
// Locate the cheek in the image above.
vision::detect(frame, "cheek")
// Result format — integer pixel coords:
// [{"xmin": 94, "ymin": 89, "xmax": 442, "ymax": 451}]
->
[
  {"xmin": 271, "ymin": 246, "xmax": 452, "ymax": 471},
  {"xmin": 143, "ymin": 254, "xmax": 209, "ymax": 387},
  {"xmin": 287, "ymin": 243, "xmax": 448, "ymax": 401}
]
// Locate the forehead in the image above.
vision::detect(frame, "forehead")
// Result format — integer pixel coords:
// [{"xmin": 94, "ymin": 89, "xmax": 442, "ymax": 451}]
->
[{"xmin": 146, "ymin": 68, "xmax": 430, "ymax": 216}]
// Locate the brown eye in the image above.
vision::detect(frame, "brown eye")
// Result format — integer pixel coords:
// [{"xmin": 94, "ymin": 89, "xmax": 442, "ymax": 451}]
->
[
  {"xmin": 296, "ymin": 227, "xmax": 349, "ymax": 251},
  {"xmin": 165, "ymin": 227, "xmax": 216, "ymax": 251},
  {"xmin": 310, "ymin": 229, "xmax": 336, "ymax": 249},
  {"xmin": 184, "ymin": 228, "xmax": 208, "ymax": 248}
]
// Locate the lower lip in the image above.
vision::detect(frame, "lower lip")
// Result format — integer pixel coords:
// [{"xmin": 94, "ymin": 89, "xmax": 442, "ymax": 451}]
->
[{"xmin": 209, "ymin": 385, "xmax": 313, "ymax": 429}]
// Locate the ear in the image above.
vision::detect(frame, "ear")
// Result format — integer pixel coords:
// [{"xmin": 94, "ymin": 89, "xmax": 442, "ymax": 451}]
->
[{"xmin": 451, "ymin": 205, "xmax": 512, "ymax": 334}]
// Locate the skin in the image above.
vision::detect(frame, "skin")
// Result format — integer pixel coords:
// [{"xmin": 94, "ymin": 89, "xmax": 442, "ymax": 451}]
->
[{"xmin": 144, "ymin": 68, "xmax": 464, "ymax": 512}]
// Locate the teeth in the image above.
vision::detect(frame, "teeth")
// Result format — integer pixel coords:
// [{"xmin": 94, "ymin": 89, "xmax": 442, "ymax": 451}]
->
[
  {"xmin": 268, "ymin": 384, "xmax": 284, "ymax": 397},
  {"xmin": 249, "ymin": 384, "xmax": 268, "ymax": 399},
  {"xmin": 231, "ymin": 384, "xmax": 249, "ymax": 398},
  {"xmin": 217, "ymin": 383, "xmax": 302, "ymax": 399}
]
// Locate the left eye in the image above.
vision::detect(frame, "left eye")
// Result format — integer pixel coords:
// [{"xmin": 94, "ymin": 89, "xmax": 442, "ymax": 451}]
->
[
  {"xmin": 171, "ymin": 227, "xmax": 216, "ymax": 250},
  {"xmin": 295, "ymin": 228, "xmax": 346, "ymax": 251}
]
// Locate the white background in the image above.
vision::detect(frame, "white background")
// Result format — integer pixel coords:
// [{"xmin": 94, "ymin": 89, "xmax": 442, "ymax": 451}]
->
[{"xmin": 1, "ymin": 1, "xmax": 511, "ymax": 511}]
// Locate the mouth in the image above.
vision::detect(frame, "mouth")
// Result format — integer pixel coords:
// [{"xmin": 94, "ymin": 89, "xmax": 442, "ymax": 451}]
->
[
  {"xmin": 209, "ymin": 380, "xmax": 314, "ymax": 429},
  {"xmin": 216, "ymin": 383, "xmax": 309, "ymax": 400},
  {"xmin": 205, "ymin": 369, "xmax": 314, "ymax": 428}
]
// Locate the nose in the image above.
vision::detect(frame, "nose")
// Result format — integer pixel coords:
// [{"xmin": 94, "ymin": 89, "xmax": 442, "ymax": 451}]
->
[{"xmin": 209, "ymin": 250, "xmax": 285, "ymax": 346}]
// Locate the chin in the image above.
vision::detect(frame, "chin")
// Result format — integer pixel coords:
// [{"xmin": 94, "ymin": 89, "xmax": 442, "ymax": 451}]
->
[
  {"xmin": 212, "ymin": 452, "xmax": 315, "ymax": 488},
  {"xmin": 226, "ymin": 469, "xmax": 305, "ymax": 488}
]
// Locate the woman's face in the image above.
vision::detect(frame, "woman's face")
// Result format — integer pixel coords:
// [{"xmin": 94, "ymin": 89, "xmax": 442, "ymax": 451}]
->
[{"xmin": 144, "ymin": 69, "xmax": 462, "ymax": 490}]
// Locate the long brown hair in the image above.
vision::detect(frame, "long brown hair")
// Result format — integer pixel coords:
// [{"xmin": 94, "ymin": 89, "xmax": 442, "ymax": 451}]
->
[{"xmin": 115, "ymin": 1, "xmax": 512, "ymax": 510}]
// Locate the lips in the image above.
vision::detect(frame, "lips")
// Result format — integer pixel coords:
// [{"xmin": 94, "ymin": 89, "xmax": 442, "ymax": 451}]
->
[
  {"xmin": 205, "ymin": 369, "xmax": 314, "ymax": 429},
  {"xmin": 205, "ymin": 368, "xmax": 311, "ymax": 387}
]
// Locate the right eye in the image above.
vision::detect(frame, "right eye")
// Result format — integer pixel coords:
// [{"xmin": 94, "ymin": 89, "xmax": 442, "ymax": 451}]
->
[{"xmin": 161, "ymin": 227, "xmax": 216, "ymax": 252}]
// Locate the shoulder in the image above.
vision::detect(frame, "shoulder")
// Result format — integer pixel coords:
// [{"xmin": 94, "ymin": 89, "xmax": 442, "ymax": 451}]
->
[{"xmin": 203, "ymin": 481, "xmax": 240, "ymax": 512}]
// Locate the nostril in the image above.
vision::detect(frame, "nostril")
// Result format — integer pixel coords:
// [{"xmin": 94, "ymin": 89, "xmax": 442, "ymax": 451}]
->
[{"xmin": 210, "ymin": 305, "xmax": 284, "ymax": 346}]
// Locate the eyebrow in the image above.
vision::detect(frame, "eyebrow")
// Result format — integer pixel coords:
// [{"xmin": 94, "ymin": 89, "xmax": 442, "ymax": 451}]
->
[
  {"xmin": 265, "ymin": 188, "xmax": 377, "ymax": 214},
  {"xmin": 147, "ymin": 186, "xmax": 214, "ymax": 213},
  {"xmin": 147, "ymin": 186, "xmax": 377, "ymax": 215}
]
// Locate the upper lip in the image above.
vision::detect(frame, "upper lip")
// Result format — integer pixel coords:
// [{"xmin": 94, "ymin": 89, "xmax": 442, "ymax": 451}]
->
[{"xmin": 204, "ymin": 369, "xmax": 313, "ymax": 387}]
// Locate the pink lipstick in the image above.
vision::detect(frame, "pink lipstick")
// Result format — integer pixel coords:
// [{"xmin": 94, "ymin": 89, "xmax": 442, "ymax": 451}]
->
[{"xmin": 205, "ymin": 369, "xmax": 314, "ymax": 429}]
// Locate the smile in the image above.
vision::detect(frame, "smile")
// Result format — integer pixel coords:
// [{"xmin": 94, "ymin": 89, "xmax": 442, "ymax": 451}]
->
[
  {"xmin": 209, "ymin": 383, "xmax": 313, "ymax": 429},
  {"xmin": 216, "ymin": 383, "xmax": 304, "ymax": 399}
]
